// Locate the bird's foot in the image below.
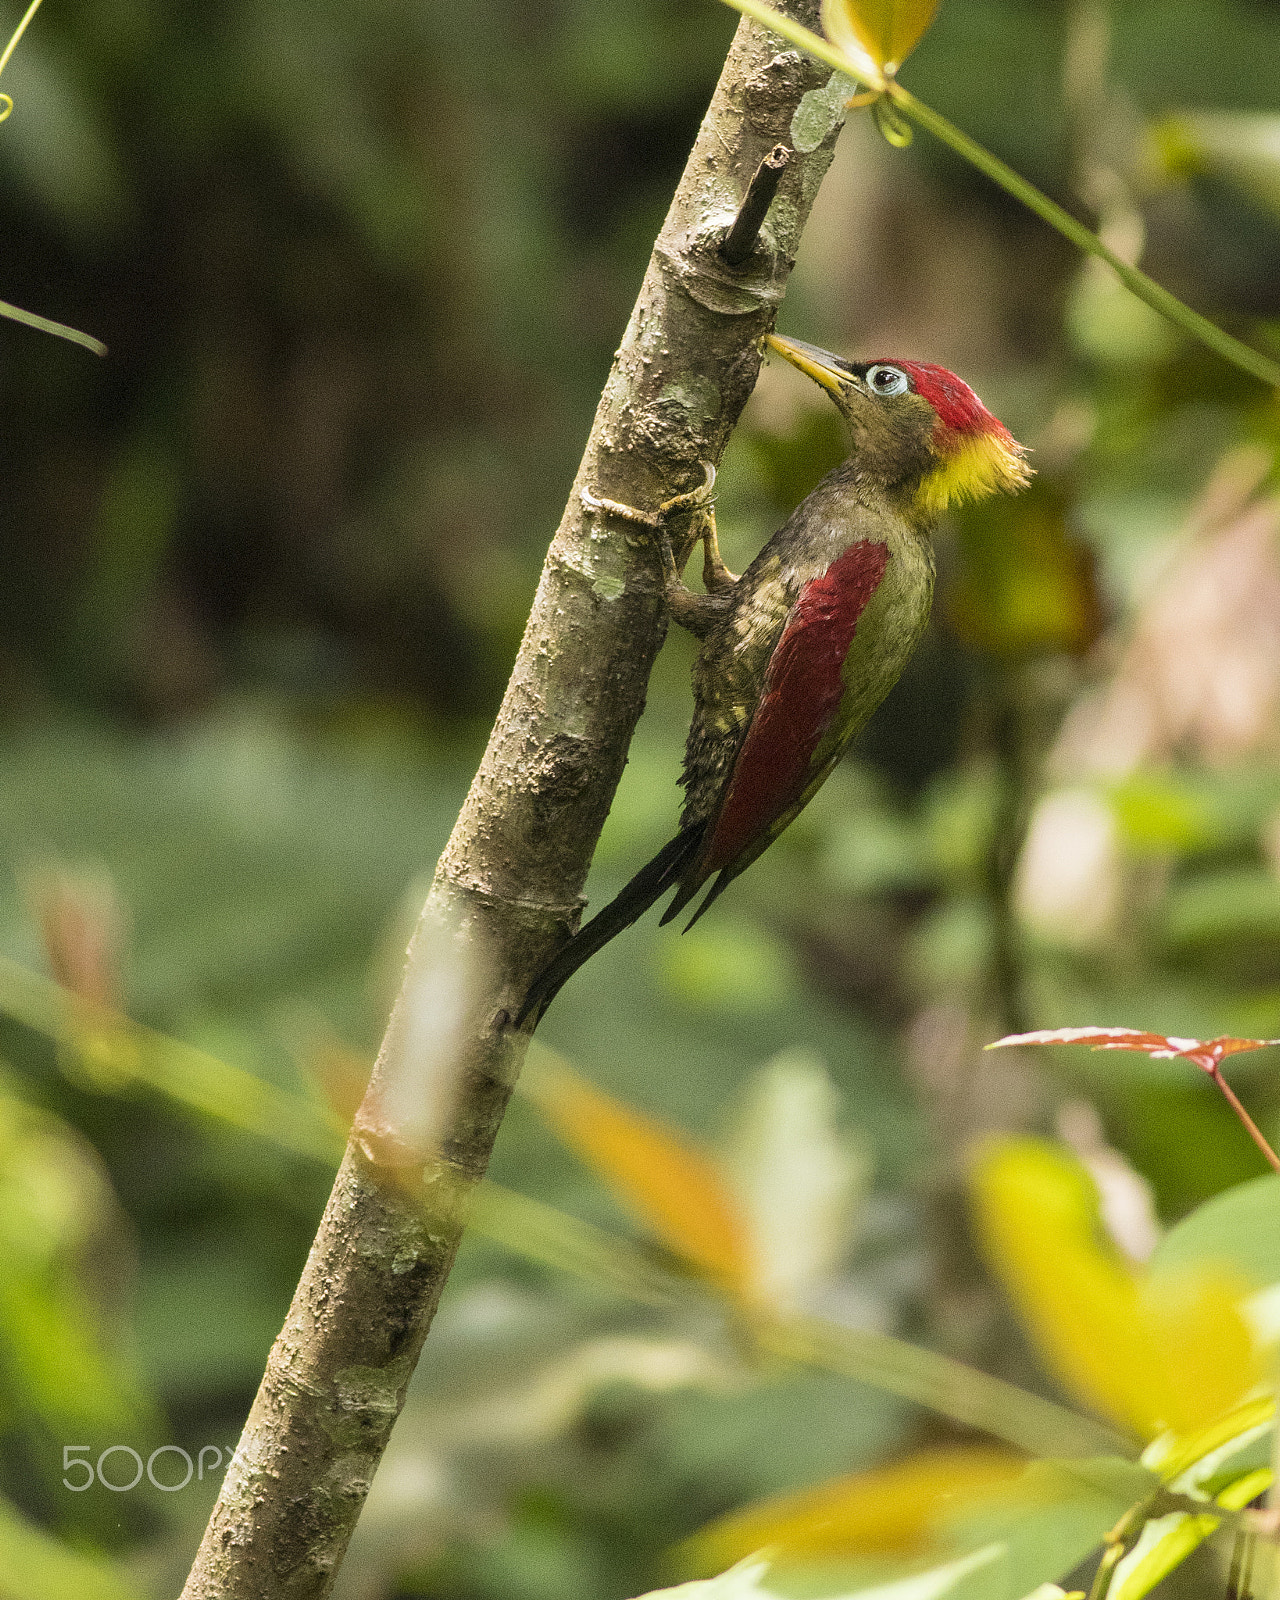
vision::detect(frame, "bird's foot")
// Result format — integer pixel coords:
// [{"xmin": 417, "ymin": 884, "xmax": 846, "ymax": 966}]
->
[
  {"xmin": 699, "ymin": 508, "xmax": 738, "ymax": 594},
  {"xmin": 657, "ymin": 460, "xmax": 717, "ymax": 522},
  {"xmin": 579, "ymin": 486, "xmax": 661, "ymax": 529},
  {"xmin": 580, "ymin": 464, "xmax": 735, "ymax": 638},
  {"xmin": 579, "ymin": 461, "xmax": 716, "ymax": 531},
  {"xmin": 579, "ymin": 464, "xmax": 736, "ymax": 588}
]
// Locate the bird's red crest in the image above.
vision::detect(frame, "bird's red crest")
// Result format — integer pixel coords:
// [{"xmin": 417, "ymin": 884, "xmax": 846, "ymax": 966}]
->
[
  {"xmin": 874, "ymin": 358, "xmax": 1031, "ymax": 513},
  {"xmin": 888, "ymin": 360, "xmax": 1004, "ymax": 438}
]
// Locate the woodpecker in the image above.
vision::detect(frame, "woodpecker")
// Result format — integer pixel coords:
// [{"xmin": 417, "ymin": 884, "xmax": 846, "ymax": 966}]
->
[{"xmin": 518, "ymin": 334, "xmax": 1030, "ymax": 1027}]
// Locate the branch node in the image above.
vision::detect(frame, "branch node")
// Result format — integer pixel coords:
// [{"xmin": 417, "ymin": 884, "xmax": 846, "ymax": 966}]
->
[{"xmin": 720, "ymin": 143, "xmax": 791, "ymax": 266}]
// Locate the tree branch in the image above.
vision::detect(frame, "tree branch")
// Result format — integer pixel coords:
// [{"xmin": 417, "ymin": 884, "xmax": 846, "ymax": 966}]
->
[
  {"xmin": 721, "ymin": 142, "xmax": 793, "ymax": 266},
  {"xmin": 180, "ymin": 10, "xmax": 847, "ymax": 1595}
]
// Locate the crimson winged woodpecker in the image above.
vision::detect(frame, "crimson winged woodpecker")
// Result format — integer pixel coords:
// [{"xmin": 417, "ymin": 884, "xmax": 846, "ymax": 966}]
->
[{"xmin": 517, "ymin": 333, "xmax": 1031, "ymax": 1027}]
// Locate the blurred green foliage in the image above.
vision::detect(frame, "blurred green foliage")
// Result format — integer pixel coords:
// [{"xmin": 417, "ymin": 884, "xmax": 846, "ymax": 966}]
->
[{"xmin": 0, "ymin": 0, "xmax": 1279, "ymax": 1594}]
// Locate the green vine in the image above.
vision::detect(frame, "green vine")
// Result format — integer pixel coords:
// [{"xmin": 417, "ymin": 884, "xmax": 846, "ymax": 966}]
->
[
  {"xmin": 722, "ymin": 0, "xmax": 1280, "ymax": 390},
  {"xmin": 0, "ymin": 0, "xmax": 107, "ymax": 356}
]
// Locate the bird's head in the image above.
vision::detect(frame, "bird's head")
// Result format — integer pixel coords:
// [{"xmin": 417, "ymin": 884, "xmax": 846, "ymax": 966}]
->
[{"xmin": 765, "ymin": 333, "xmax": 1031, "ymax": 518}]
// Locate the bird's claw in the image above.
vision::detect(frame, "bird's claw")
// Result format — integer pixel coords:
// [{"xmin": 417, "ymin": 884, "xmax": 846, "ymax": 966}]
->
[
  {"xmin": 579, "ymin": 486, "xmax": 661, "ymax": 530},
  {"xmin": 580, "ymin": 462, "xmax": 735, "ymax": 623},
  {"xmin": 656, "ymin": 461, "xmax": 716, "ymax": 520},
  {"xmin": 579, "ymin": 462, "xmax": 716, "ymax": 531}
]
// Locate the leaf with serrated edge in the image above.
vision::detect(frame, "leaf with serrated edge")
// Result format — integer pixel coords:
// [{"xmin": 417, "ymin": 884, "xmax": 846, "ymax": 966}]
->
[{"xmin": 988, "ymin": 1028, "xmax": 1280, "ymax": 1071}]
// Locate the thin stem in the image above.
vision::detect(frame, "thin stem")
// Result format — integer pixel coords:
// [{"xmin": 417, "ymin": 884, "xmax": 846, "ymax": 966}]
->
[
  {"xmin": 1229, "ymin": 1529, "xmax": 1255, "ymax": 1600},
  {"xmin": 720, "ymin": 0, "xmax": 861, "ymax": 80},
  {"xmin": 1208, "ymin": 1064, "xmax": 1280, "ymax": 1173},
  {"xmin": 0, "ymin": 298, "xmax": 107, "ymax": 355},
  {"xmin": 0, "ymin": 0, "xmax": 46, "ymax": 79},
  {"xmin": 1087, "ymin": 1540, "xmax": 1125, "ymax": 1600},
  {"xmin": 1087, "ymin": 1499, "xmax": 1155, "ymax": 1600},
  {"xmin": 471, "ymin": 1182, "xmax": 686, "ymax": 1308},
  {"xmin": 0, "ymin": 956, "xmax": 344, "ymax": 1161},
  {"xmin": 717, "ymin": 0, "xmax": 1280, "ymax": 387},
  {"xmin": 0, "ymin": 0, "xmax": 108, "ymax": 356},
  {"xmin": 768, "ymin": 1313, "xmax": 1128, "ymax": 1460},
  {"xmin": 887, "ymin": 84, "xmax": 1280, "ymax": 390}
]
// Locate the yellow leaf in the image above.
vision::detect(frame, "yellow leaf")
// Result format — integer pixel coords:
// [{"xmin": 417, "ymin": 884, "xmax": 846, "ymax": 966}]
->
[
  {"xmin": 819, "ymin": 0, "xmax": 882, "ymax": 84},
  {"xmin": 822, "ymin": 0, "xmax": 939, "ymax": 76},
  {"xmin": 676, "ymin": 1446, "xmax": 1026, "ymax": 1574},
  {"xmin": 1218, "ymin": 1466, "xmax": 1272, "ymax": 1507},
  {"xmin": 1141, "ymin": 1269, "xmax": 1263, "ymax": 1435},
  {"xmin": 973, "ymin": 1141, "xmax": 1269, "ymax": 1443},
  {"xmin": 968, "ymin": 1139, "xmax": 1162, "ymax": 1438},
  {"xmin": 1145, "ymin": 1394, "xmax": 1274, "ymax": 1484},
  {"xmin": 1108, "ymin": 1510, "xmax": 1221, "ymax": 1600},
  {"xmin": 524, "ymin": 1057, "xmax": 750, "ymax": 1293}
]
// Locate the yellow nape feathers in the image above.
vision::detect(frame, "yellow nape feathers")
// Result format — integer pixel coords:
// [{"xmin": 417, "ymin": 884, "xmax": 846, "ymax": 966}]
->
[{"xmin": 915, "ymin": 427, "xmax": 1032, "ymax": 518}]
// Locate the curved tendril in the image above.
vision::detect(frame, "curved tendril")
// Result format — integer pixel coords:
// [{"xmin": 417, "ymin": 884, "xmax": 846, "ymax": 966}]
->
[{"xmin": 871, "ymin": 95, "xmax": 913, "ymax": 147}]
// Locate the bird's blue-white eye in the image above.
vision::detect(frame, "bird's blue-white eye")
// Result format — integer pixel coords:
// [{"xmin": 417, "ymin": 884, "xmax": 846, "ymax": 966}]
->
[{"xmin": 866, "ymin": 364, "xmax": 909, "ymax": 397}]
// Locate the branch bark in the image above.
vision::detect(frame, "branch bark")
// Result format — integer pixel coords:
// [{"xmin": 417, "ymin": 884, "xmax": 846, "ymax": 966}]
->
[{"xmin": 181, "ymin": 11, "xmax": 847, "ymax": 1595}]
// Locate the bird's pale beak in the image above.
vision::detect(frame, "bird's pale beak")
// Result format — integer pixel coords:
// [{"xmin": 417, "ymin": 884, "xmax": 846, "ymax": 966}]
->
[{"xmin": 765, "ymin": 333, "xmax": 852, "ymax": 397}]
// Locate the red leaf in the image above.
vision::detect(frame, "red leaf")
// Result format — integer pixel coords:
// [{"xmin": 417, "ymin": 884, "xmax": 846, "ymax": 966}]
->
[
  {"xmin": 987, "ymin": 1027, "xmax": 1280, "ymax": 1076},
  {"xmin": 989, "ymin": 1028, "xmax": 1280, "ymax": 1174}
]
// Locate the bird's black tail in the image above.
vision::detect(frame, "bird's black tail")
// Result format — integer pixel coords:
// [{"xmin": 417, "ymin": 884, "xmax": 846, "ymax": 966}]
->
[{"xmin": 516, "ymin": 821, "xmax": 707, "ymax": 1029}]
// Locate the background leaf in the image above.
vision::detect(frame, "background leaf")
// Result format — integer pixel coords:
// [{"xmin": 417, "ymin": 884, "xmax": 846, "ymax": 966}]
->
[
  {"xmin": 968, "ymin": 1139, "xmax": 1155, "ymax": 1438},
  {"xmin": 1147, "ymin": 1174, "xmax": 1280, "ymax": 1290},
  {"xmin": 721, "ymin": 1051, "xmax": 871, "ymax": 1310},
  {"xmin": 524, "ymin": 1056, "xmax": 751, "ymax": 1293}
]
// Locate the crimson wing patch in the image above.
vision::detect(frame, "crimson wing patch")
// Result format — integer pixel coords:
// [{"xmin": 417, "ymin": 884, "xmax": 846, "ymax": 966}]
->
[{"xmin": 702, "ymin": 540, "xmax": 890, "ymax": 873}]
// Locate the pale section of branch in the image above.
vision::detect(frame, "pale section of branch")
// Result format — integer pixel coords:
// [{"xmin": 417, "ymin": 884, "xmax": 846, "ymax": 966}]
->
[{"xmin": 181, "ymin": 7, "xmax": 848, "ymax": 1597}]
